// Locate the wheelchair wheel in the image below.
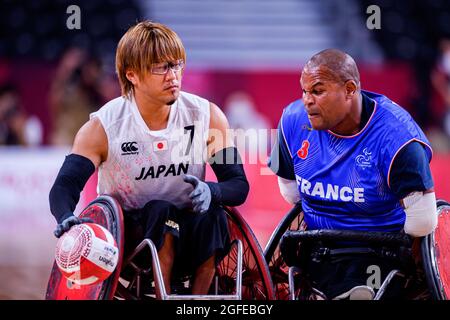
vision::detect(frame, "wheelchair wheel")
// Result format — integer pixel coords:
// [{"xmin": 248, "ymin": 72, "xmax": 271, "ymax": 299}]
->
[
  {"xmin": 218, "ymin": 207, "xmax": 275, "ymax": 300},
  {"xmin": 421, "ymin": 199, "xmax": 450, "ymax": 300},
  {"xmin": 263, "ymin": 203, "xmax": 304, "ymax": 300},
  {"xmin": 46, "ymin": 195, "xmax": 125, "ymax": 300}
]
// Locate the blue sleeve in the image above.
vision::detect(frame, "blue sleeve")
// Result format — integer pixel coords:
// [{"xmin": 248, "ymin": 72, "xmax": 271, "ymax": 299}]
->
[
  {"xmin": 389, "ymin": 141, "xmax": 434, "ymax": 199},
  {"xmin": 267, "ymin": 122, "xmax": 295, "ymax": 180}
]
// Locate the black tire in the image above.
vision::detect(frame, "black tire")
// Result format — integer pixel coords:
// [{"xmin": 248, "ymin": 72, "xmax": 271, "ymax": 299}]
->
[
  {"xmin": 219, "ymin": 207, "xmax": 275, "ymax": 300},
  {"xmin": 263, "ymin": 203, "xmax": 304, "ymax": 300}
]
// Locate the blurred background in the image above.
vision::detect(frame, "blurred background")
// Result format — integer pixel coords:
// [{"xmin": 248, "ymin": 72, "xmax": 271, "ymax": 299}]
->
[{"xmin": 1, "ymin": 0, "xmax": 450, "ymax": 299}]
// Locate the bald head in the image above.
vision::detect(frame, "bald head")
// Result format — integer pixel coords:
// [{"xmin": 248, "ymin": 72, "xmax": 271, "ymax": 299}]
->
[
  {"xmin": 300, "ymin": 49, "xmax": 363, "ymax": 135},
  {"xmin": 303, "ymin": 49, "xmax": 360, "ymax": 88}
]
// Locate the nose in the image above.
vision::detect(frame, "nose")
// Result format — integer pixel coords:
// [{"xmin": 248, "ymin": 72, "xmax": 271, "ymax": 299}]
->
[
  {"xmin": 302, "ymin": 90, "xmax": 314, "ymax": 107},
  {"xmin": 165, "ymin": 68, "xmax": 177, "ymax": 80}
]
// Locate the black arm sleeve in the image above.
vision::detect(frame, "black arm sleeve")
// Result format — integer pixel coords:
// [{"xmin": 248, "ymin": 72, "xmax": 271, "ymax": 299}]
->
[
  {"xmin": 389, "ymin": 141, "xmax": 434, "ymax": 199},
  {"xmin": 206, "ymin": 147, "xmax": 250, "ymax": 207},
  {"xmin": 49, "ymin": 154, "xmax": 95, "ymax": 224}
]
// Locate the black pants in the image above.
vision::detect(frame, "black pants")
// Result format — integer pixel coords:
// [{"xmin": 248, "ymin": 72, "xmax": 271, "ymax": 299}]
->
[{"xmin": 123, "ymin": 200, "xmax": 231, "ymax": 276}]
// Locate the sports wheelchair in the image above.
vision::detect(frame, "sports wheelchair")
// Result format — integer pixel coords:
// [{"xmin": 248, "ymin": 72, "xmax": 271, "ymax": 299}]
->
[
  {"xmin": 264, "ymin": 200, "xmax": 450, "ymax": 300},
  {"xmin": 46, "ymin": 195, "xmax": 274, "ymax": 300}
]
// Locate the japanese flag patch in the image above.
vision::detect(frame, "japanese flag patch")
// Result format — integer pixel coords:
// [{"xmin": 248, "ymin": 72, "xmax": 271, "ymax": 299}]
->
[{"xmin": 153, "ymin": 140, "xmax": 168, "ymax": 151}]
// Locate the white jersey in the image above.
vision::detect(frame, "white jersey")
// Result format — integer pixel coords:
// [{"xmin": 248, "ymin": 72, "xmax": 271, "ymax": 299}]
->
[{"xmin": 90, "ymin": 91, "xmax": 210, "ymax": 211}]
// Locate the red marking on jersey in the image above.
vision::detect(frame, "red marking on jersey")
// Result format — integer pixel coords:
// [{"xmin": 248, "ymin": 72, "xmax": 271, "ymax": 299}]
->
[
  {"xmin": 157, "ymin": 142, "xmax": 163, "ymax": 149},
  {"xmin": 297, "ymin": 140, "xmax": 310, "ymax": 159}
]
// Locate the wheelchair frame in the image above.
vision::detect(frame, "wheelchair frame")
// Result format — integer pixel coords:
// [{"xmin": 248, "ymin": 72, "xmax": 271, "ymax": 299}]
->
[
  {"xmin": 264, "ymin": 200, "xmax": 450, "ymax": 300},
  {"xmin": 46, "ymin": 195, "xmax": 274, "ymax": 300},
  {"xmin": 118, "ymin": 237, "xmax": 244, "ymax": 300}
]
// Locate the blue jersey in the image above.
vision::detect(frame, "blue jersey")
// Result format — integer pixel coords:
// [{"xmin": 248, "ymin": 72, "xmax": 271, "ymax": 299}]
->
[{"xmin": 277, "ymin": 90, "xmax": 432, "ymax": 232}]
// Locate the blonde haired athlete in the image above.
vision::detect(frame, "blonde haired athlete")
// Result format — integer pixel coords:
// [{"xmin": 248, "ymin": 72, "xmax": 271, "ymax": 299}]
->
[{"xmin": 49, "ymin": 21, "xmax": 249, "ymax": 297}]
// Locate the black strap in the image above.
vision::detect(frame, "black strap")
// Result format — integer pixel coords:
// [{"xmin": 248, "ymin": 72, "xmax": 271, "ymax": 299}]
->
[
  {"xmin": 309, "ymin": 245, "xmax": 413, "ymax": 266},
  {"xmin": 283, "ymin": 229, "xmax": 412, "ymax": 247},
  {"xmin": 329, "ymin": 247, "xmax": 376, "ymax": 256}
]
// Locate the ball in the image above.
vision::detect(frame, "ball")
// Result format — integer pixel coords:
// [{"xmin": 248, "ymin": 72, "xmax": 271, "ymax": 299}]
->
[{"xmin": 55, "ymin": 222, "xmax": 119, "ymax": 286}]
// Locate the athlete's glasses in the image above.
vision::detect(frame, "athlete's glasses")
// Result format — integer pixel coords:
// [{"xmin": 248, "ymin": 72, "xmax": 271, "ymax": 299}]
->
[{"xmin": 151, "ymin": 60, "xmax": 185, "ymax": 75}]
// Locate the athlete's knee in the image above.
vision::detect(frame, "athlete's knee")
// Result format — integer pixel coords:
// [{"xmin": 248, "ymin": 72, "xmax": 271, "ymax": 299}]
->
[
  {"xmin": 141, "ymin": 200, "xmax": 179, "ymax": 239},
  {"xmin": 192, "ymin": 207, "xmax": 226, "ymax": 233}
]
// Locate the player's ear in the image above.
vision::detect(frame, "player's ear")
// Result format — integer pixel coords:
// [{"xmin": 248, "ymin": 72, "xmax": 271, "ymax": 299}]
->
[
  {"xmin": 344, "ymin": 80, "xmax": 357, "ymax": 98},
  {"xmin": 126, "ymin": 70, "xmax": 139, "ymax": 86}
]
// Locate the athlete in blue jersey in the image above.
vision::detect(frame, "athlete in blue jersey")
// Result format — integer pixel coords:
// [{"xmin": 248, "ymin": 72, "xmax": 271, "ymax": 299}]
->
[{"xmin": 269, "ymin": 49, "xmax": 438, "ymax": 300}]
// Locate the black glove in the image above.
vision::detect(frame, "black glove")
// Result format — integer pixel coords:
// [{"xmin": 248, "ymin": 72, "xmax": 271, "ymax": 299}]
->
[{"xmin": 54, "ymin": 213, "xmax": 93, "ymax": 238}]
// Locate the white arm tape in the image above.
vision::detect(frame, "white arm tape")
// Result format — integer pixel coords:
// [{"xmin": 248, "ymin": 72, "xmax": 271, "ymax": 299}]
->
[
  {"xmin": 278, "ymin": 177, "xmax": 300, "ymax": 205},
  {"xmin": 403, "ymin": 191, "xmax": 438, "ymax": 237}
]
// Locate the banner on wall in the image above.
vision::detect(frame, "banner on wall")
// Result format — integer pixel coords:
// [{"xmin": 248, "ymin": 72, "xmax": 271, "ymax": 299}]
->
[
  {"xmin": 0, "ymin": 147, "xmax": 96, "ymax": 222},
  {"xmin": 0, "ymin": 147, "xmax": 94, "ymax": 265}
]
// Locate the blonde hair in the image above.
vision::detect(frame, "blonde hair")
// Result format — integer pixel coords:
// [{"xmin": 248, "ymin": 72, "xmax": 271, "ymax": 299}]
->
[{"xmin": 115, "ymin": 21, "xmax": 186, "ymax": 96}]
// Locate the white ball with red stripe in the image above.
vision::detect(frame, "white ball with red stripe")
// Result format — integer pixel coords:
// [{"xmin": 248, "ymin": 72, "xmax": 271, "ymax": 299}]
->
[{"xmin": 55, "ymin": 223, "xmax": 119, "ymax": 285}]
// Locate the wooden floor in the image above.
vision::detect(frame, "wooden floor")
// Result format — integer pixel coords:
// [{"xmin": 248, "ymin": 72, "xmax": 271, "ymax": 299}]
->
[{"xmin": 0, "ymin": 266, "xmax": 52, "ymax": 300}]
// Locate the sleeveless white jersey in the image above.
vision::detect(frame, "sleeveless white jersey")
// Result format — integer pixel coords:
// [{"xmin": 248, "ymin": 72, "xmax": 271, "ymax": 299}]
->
[{"xmin": 90, "ymin": 91, "xmax": 210, "ymax": 211}]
